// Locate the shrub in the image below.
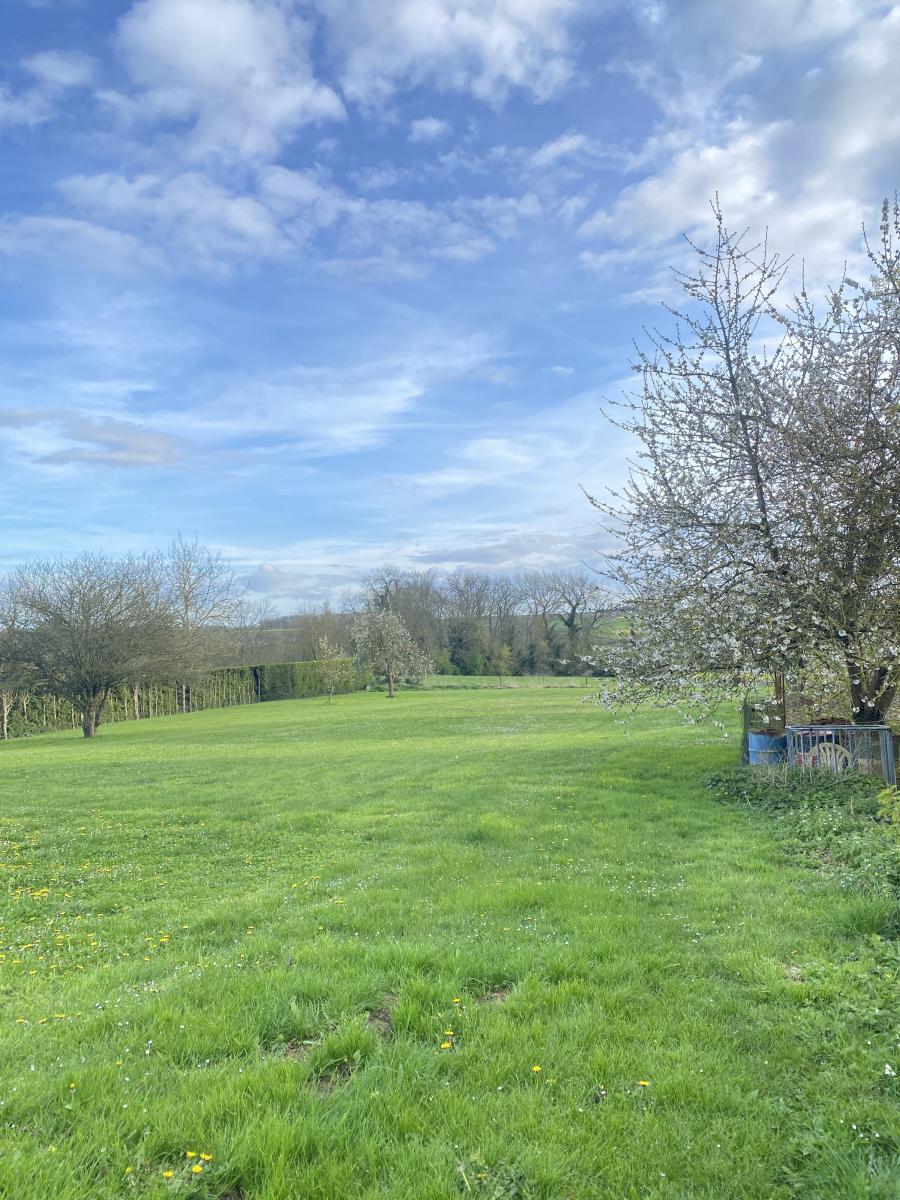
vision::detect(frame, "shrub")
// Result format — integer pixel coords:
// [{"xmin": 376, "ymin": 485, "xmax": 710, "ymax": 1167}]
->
[{"xmin": 706, "ymin": 767, "xmax": 900, "ymax": 906}]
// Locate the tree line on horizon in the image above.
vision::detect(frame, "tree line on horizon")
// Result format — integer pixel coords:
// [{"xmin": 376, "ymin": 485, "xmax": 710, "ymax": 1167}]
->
[
  {"xmin": 255, "ymin": 566, "xmax": 619, "ymax": 679},
  {"xmin": 0, "ymin": 539, "xmax": 617, "ymax": 740}
]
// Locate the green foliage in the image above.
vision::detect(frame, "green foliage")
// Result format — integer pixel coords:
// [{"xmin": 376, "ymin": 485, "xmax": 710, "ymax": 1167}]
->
[
  {"xmin": 448, "ymin": 618, "xmax": 491, "ymax": 676},
  {"xmin": 1, "ymin": 659, "xmax": 369, "ymax": 740},
  {"xmin": 706, "ymin": 766, "xmax": 884, "ymax": 813},
  {"xmin": 255, "ymin": 662, "xmax": 295, "ymax": 701},
  {"xmin": 706, "ymin": 767, "xmax": 900, "ymax": 908},
  {"xmin": 253, "ymin": 659, "xmax": 369, "ymax": 702},
  {"xmin": 877, "ymin": 786, "xmax": 900, "ymax": 839},
  {"xmin": 456, "ymin": 1154, "xmax": 537, "ymax": 1198}
]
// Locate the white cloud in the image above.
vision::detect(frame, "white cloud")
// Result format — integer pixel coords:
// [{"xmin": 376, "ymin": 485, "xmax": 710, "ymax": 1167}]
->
[
  {"xmin": 352, "ymin": 162, "xmax": 403, "ymax": 192},
  {"xmin": 0, "ymin": 86, "xmax": 52, "ymax": 127},
  {"xmin": 115, "ymin": 0, "xmax": 344, "ymax": 160},
  {"xmin": 59, "ymin": 171, "xmax": 290, "ymax": 268},
  {"xmin": 0, "ymin": 48, "xmax": 95, "ymax": 127},
  {"xmin": 34, "ymin": 161, "xmax": 549, "ymax": 278},
  {"xmin": 453, "ymin": 192, "xmax": 542, "ymax": 238},
  {"xmin": 226, "ymin": 520, "xmax": 609, "ymax": 604},
  {"xmin": 0, "ymin": 215, "xmax": 157, "ymax": 271},
  {"xmin": 580, "ymin": 4, "xmax": 900, "ymax": 298},
  {"xmin": 23, "ymin": 49, "xmax": 95, "ymax": 88},
  {"xmin": 579, "ymin": 121, "xmax": 782, "ymax": 246},
  {"xmin": 409, "ymin": 116, "xmax": 450, "ymax": 142},
  {"xmin": 257, "ymin": 165, "xmax": 356, "ymax": 226},
  {"xmin": 317, "ymin": 0, "xmax": 585, "ymax": 105},
  {"xmin": 0, "ymin": 408, "xmax": 182, "ymax": 468},
  {"xmin": 153, "ymin": 335, "xmax": 496, "ymax": 459},
  {"xmin": 406, "ymin": 385, "xmax": 630, "ymax": 506},
  {"xmin": 530, "ymin": 130, "xmax": 588, "ymax": 166},
  {"xmin": 651, "ymin": 0, "xmax": 884, "ymax": 54}
]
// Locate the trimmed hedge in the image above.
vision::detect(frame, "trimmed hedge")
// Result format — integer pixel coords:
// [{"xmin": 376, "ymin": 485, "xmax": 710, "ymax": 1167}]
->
[
  {"xmin": 0, "ymin": 658, "xmax": 370, "ymax": 739},
  {"xmin": 253, "ymin": 658, "xmax": 369, "ymax": 702}
]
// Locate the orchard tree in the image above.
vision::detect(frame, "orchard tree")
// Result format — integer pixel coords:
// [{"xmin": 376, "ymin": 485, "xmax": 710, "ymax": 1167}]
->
[
  {"xmin": 590, "ymin": 198, "xmax": 900, "ymax": 725},
  {"xmin": 0, "ymin": 553, "xmax": 175, "ymax": 737},
  {"xmin": 315, "ymin": 634, "xmax": 352, "ymax": 702},
  {"xmin": 351, "ymin": 608, "xmax": 432, "ymax": 698}
]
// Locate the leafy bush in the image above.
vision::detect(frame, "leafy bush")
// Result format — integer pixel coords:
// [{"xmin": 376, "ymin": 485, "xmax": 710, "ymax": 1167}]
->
[
  {"xmin": 707, "ymin": 765, "xmax": 883, "ymax": 813},
  {"xmin": 707, "ymin": 767, "xmax": 900, "ymax": 905},
  {"xmin": 877, "ymin": 786, "xmax": 900, "ymax": 839}
]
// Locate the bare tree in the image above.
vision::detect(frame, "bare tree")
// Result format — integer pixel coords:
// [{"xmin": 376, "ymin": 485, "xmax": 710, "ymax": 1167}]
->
[
  {"xmin": 361, "ymin": 563, "xmax": 405, "ymax": 612},
  {"xmin": 351, "ymin": 608, "xmax": 432, "ymax": 698},
  {"xmin": 164, "ymin": 535, "xmax": 245, "ymax": 710},
  {"xmin": 551, "ymin": 571, "xmax": 607, "ymax": 666},
  {"xmin": 1, "ymin": 553, "xmax": 175, "ymax": 737},
  {"xmin": 0, "ymin": 606, "xmax": 23, "ymax": 740},
  {"xmin": 444, "ymin": 570, "xmax": 492, "ymax": 621},
  {"xmin": 590, "ymin": 199, "xmax": 900, "ymax": 724}
]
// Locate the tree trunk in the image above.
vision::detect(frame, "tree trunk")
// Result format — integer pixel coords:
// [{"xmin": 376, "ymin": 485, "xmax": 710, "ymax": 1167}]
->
[
  {"xmin": 847, "ymin": 658, "xmax": 895, "ymax": 725},
  {"xmin": 132, "ymin": 685, "xmax": 141, "ymax": 721},
  {"xmin": 387, "ymin": 670, "xmax": 395, "ymax": 698},
  {"xmin": 0, "ymin": 692, "xmax": 12, "ymax": 740},
  {"xmin": 81, "ymin": 689, "xmax": 111, "ymax": 738}
]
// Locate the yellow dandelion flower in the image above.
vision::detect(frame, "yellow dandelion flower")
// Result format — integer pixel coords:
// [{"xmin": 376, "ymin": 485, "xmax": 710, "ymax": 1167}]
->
[
  {"xmin": 637, "ymin": 1080, "xmax": 650, "ymax": 1087},
  {"xmin": 440, "ymin": 1040, "xmax": 452, "ymax": 1050},
  {"xmin": 452, "ymin": 997, "xmax": 461, "ymax": 1004},
  {"xmin": 444, "ymin": 1028, "xmax": 454, "ymax": 1036},
  {"xmin": 200, "ymin": 1153, "xmax": 213, "ymax": 1161},
  {"xmin": 186, "ymin": 1151, "xmax": 197, "ymax": 1158},
  {"xmin": 162, "ymin": 1170, "xmax": 174, "ymax": 1179},
  {"xmin": 531, "ymin": 1065, "xmax": 542, "ymax": 1073},
  {"xmin": 124, "ymin": 1166, "xmax": 133, "ymax": 1175},
  {"xmin": 191, "ymin": 1164, "xmax": 203, "ymax": 1175}
]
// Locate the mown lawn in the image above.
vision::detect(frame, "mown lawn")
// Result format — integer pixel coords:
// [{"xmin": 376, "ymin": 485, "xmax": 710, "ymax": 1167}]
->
[{"xmin": 0, "ymin": 689, "xmax": 896, "ymax": 1199}]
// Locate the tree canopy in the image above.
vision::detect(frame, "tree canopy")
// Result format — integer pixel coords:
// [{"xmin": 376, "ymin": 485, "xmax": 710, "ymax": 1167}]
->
[{"xmin": 591, "ymin": 199, "xmax": 900, "ymax": 725}]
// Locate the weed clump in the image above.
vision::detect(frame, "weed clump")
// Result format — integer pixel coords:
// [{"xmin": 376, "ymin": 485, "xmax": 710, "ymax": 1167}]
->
[{"xmin": 706, "ymin": 767, "xmax": 900, "ymax": 906}]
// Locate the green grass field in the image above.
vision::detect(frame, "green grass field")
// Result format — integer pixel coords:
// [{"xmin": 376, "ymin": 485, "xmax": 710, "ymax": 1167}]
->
[
  {"xmin": 420, "ymin": 674, "xmax": 596, "ymax": 689},
  {"xmin": 0, "ymin": 689, "xmax": 896, "ymax": 1199}
]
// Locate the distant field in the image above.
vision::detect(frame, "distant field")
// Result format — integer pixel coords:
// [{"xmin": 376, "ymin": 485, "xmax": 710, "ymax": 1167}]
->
[
  {"xmin": 423, "ymin": 674, "xmax": 596, "ymax": 688},
  {"xmin": 0, "ymin": 688, "xmax": 894, "ymax": 1199},
  {"xmin": 593, "ymin": 613, "xmax": 631, "ymax": 638}
]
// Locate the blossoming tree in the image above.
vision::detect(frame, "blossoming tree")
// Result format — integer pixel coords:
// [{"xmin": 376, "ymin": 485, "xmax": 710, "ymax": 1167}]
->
[
  {"xmin": 589, "ymin": 200, "xmax": 900, "ymax": 725},
  {"xmin": 351, "ymin": 608, "xmax": 432, "ymax": 698}
]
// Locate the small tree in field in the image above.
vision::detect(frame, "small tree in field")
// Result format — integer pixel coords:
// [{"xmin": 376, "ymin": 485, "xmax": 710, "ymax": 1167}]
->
[
  {"xmin": 315, "ymin": 634, "xmax": 352, "ymax": 702},
  {"xmin": 351, "ymin": 609, "xmax": 432, "ymax": 698},
  {"xmin": 0, "ymin": 553, "xmax": 175, "ymax": 737},
  {"xmin": 590, "ymin": 199, "xmax": 900, "ymax": 725},
  {"xmin": 494, "ymin": 643, "xmax": 513, "ymax": 686}
]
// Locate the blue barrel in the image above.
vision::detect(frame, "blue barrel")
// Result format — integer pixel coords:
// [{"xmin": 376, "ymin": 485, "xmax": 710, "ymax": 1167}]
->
[{"xmin": 748, "ymin": 732, "xmax": 787, "ymax": 765}]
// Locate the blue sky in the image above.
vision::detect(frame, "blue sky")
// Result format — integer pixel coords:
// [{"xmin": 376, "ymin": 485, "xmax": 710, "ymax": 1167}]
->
[{"xmin": 1, "ymin": 1, "xmax": 897, "ymax": 605}]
